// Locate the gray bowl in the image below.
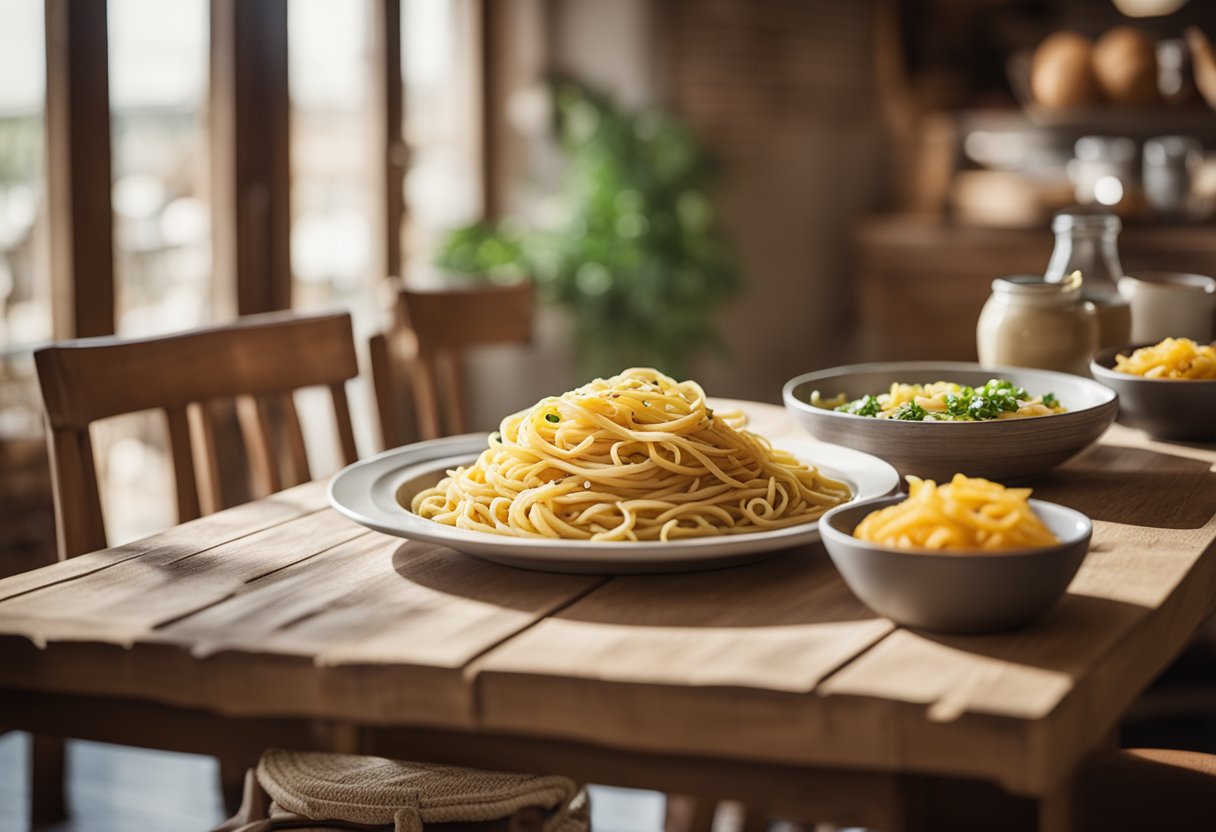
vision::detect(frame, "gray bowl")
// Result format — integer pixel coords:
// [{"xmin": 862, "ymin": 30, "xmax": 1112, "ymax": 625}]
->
[
  {"xmin": 783, "ymin": 362, "xmax": 1118, "ymax": 482},
  {"xmin": 1091, "ymin": 344, "xmax": 1216, "ymax": 442},
  {"xmin": 820, "ymin": 496, "xmax": 1091, "ymax": 633}
]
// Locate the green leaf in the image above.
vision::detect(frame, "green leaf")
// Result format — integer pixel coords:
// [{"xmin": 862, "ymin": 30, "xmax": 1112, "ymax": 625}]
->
[
  {"xmin": 432, "ymin": 79, "xmax": 739, "ymax": 376},
  {"xmin": 892, "ymin": 402, "xmax": 928, "ymax": 421},
  {"xmin": 836, "ymin": 395, "xmax": 881, "ymax": 417}
]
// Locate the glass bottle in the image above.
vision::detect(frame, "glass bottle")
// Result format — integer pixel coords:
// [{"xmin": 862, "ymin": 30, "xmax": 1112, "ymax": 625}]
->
[{"xmin": 1044, "ymin": 212, "xmax": 1132, "ymax": 349}]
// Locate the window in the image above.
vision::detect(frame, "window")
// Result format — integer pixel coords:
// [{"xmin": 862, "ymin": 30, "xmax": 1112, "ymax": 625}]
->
[
  {"xmin": 402, "ymin": 0, "xmax": 482, "ymax": 280},
  {"xmin": 109, "ymin": 0, "xmax": 211, "ymax": 337},
  {"xmin": 288, "ymin": 0, "xmax": 378, "ymax": 469},
  {"xmin": 0, "ymin": 0, "xmax": 48, "ymax": 439},
  {"xmin": 99, "ymin": 0, "xmax": 211, "ymax": 544},
  {"xmin": 289, "ymin": 0, "xmax": 376, "ymax": 329}
]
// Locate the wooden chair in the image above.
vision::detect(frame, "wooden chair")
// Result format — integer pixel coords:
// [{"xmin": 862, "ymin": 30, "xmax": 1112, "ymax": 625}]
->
[
  {"xmin": 29, "ymin": 311, "xmax": 360, "ymax": 820},
  {"xmin": 1074, "ymin": 747, "xmax": 1216, "ymax": 832},
  {"xmin": 35, "ymin": 310, "xmax": 359, "ymax": 559},
  {"xmin": 369, "ymin": 282, "xmax": 533, "ymax": 449}
]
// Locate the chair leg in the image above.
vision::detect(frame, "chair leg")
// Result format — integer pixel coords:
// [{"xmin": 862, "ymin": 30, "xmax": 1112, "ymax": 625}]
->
[
  {"xmin": 219, "ymin": 757, "xmax": 252, "ymax": 816},
  {"xmin": 213, "ymin": 768, "xmax": 268, "ymax": 832},
  {"xmin": 666, "ymin": 795, "xmax": 717, "ymax": 832},
  {"xmin": 29, "ymin": 734, "xmax": 68, "ymax": 824}
]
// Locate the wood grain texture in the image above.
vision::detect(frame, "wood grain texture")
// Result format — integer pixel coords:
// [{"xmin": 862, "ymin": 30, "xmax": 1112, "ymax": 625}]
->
[
  {"xmin": 165, "ymin": 406, "xmax": 203, "ymax": 523},
  {"xmin": 385, "ymin": 282, "xmax": 534, "ymax": 440},
  {"xmin": 371, "ymin": 0, "xmax": 405, "ymax": 283},
  {"xmin": 236, "ymin": 394, "xmax": 282, "ymax": 497},
  {"xmin": 44, "ymin": 0, "xmax": 115, "ymax": 341},
  {"xmin": 188, "ymin": 401, "xmax": 225, "ymax": 516},
  {"xmin": 0, "ymin": 511, "xmax": 598, "ymax": 728},
  {"xmin": 818, "ymin": 427, "xmax": 1216, "ymax": 793},
  {"xmin": 369, "ymin": 332, "xmax": 400, "ymax": 451},
  {"xmin": 0, "ymin": 481, "xmax": 328, "ymax": 605},
  {"xmin": 34, "ymin": 311, "xmax": 360, "ymax": 558},
  {"xmin": 474, "ymin": 547, "xmax": 894, "ymax": 763},
  {"xmin": 208, "ymin": 0, "xmax": 291, "ymax": 318},
  {"xmin": 473, "ymin": 413, "xmax": 1216, "ymax": 795},
  {"xmin": 42, "ymin": 422, "xmax": 105, "ymax": 562},
  {"xmin": 1, "ymin": 402, "xmax": 1215, "ymax": 806},
  {"xmin": 151, "ymin": 537, "xmax": 599, "ymax": 725},
  {"xmin": 35, "ymin": 312, "xmax": 358, "ymax": 430}
]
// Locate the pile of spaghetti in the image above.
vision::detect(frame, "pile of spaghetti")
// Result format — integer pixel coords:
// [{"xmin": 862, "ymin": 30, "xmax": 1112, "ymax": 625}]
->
[
  {"xmin": 854, "ymin": 474, "xmax": 1059, "ymax": 552},
  {"xmin": 1114, "ymin": 337, "xmax": 1216, "ymax": 380},
  {"xmin": 409, "ymin": 368, "xmax": 852, "ymax": 541}
]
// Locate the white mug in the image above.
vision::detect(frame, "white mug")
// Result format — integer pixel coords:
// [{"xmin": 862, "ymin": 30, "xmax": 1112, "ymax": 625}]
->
[{"xmin": 1117, "ymin": 271, "xmax": 1216, "ymax": 343}]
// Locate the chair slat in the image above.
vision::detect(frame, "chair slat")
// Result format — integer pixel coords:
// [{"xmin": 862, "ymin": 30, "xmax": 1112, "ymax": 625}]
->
[
  {"xmin": 329, "ymin": 383, "xmax": 358, "ymax": 466},
  {"xmin": 440, "ymin": 350, "xmax": 468, "ymax": 436},
  {"xmin": 368, "ymin": 332, "xmax": 399, "ymax": 451},
  {"xmin": 237, "ymin": 395, "xmax": 282, "ymax": 498},
  {"xmin": 44, "ymin": 427, "xmax": 105, "ymax": 559},
  {"xmin": 278, "ymin": 392, "xmax": 311, "ymax": 487},
  {"xmin": 410, "ymin": 358, "xmax": 443, "ymax": 441},
  {"xmin": 187, "ymin": 401, "xmax": 224, "ymax": 516},
  {"xmin": 164, "ymin": 405, "xmax": 202, "ymax": 523},
  {"xmin": 368, "ymin": 331, "xmax": 422, "ymax": 451}
]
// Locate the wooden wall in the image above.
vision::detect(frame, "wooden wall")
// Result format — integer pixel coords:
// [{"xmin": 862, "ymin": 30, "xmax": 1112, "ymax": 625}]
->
[{"xmin": 660, "ymin": 0, "xmax": 890, "ymax": 403}]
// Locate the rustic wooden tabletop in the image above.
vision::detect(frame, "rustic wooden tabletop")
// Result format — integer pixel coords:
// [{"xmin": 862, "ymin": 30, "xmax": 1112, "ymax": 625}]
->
[{"xmin": 2, "ymin": 400, "xmax": 1214, "ymax": 831}]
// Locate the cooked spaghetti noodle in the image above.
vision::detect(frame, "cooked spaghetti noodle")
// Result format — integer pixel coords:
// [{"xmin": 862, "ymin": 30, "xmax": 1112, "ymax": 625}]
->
[{"xmin": 408, "ymin": 368, "xmax": 852, "ymax": 541}]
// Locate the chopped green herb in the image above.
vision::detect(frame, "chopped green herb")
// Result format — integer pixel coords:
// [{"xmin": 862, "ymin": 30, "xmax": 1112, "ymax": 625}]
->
[
  {"xmin": 892, "ymin": 401, "xmax": 927, "ymax": 421},
  {"xmin": 944, "ymin": 391, "xmax": 969, "ymax": 417},
  {"xmin": 545, "ymin": 413, "xmax": 560, "ymax": 423},
  {"xmin": 835, "ymin": 394, "xmax": 881, "ymax": 417},
  {"xmin": 819, "ymin": 379, "xmax": 1060, "ymax": 422}
]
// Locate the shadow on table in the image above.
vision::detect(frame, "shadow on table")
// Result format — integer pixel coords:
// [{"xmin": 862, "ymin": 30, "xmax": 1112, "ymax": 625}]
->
[
  {"xmin": 1036, "ymin": 444, "xmax": 1216, "ymax": 530},
  {"xmin": 908, "ymin": 591, "xmax": 1154, "ymax": 678},
  {"xmin": 393, "ymin": 542, "xmax": 883, "ymax": 628}
]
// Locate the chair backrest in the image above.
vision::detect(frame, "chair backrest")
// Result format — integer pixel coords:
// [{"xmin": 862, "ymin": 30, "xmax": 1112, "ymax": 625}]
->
[
  {"xmin": 34, "ymin": 311, "xmax": 360, "ymax": 559},
  {"xmin": 371, "ymin": 282, "xmax": 533, "ymax": 447}
]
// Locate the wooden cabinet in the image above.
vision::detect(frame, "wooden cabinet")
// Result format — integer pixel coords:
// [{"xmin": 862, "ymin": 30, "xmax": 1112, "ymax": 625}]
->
[{"xmin": 856, "ymin": 215, "xmax": 1216, "ymax": 361}]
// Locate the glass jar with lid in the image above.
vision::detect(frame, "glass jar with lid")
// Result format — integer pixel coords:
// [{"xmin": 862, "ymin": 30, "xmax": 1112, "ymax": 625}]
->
[
  {"xmin": 977, "ymin": 275, "xmax": 1098, "ymax": 376},
  {"xmin": 1044, "ymin": 211, "xmax": 1132, "ymax": 348}
]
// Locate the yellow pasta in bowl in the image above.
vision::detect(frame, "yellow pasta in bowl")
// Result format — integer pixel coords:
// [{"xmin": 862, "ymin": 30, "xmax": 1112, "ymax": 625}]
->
[
  {"xmin": 1091, "ymin": 341, "xmax": 1216, "ymax": 441},
  {"xmin": 818, "ymin": 475, "xmax": 1092, "ymax": 632},
  {"xmin": 852, "ymin": 474, "xmax": 1059, "ymax": 552},
  {"xmin": 1113, "ymin": 337, "xmax": 1216, "ymax": 380}
]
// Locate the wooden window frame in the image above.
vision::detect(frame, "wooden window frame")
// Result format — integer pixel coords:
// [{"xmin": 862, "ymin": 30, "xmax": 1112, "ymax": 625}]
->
[
  {"xmin": 44, "ymin": 0, "xmax": 116, "ymax": 340},
  {"xmin": 209, "ymin": 0, "xmax": 292, "ymax": 318}
]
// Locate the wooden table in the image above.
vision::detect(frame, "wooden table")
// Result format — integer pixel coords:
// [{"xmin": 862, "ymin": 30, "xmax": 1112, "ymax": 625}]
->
[{"xmin": 2, "ymin": 401, "xmax": 1215, "ymax": 831}]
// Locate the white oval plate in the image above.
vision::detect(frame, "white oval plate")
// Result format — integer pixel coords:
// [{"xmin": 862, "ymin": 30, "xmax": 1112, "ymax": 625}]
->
[{"xmin": 328, "ymin": 434, "xmax": 900, "ymax": 573}]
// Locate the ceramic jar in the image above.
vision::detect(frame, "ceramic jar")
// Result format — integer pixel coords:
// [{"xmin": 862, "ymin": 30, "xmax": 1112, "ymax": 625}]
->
[{"xmin": 977, "ymin": 276, "xmax": 1098, "ymax": 376}]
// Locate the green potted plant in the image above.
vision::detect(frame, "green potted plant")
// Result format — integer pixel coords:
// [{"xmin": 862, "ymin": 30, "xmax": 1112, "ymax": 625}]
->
[{"xmin": 435, "ymin": 80, "xmax": 739, "ymax": 378}]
